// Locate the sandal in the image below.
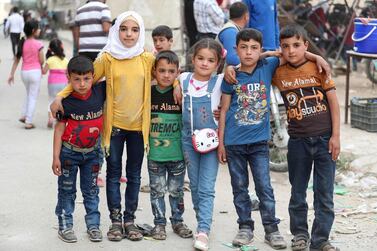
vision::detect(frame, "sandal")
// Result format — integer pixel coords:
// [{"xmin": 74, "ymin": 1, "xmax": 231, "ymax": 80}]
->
[
  {"xmin": 292, "ymin": 234, "xmax": 309, "ymax": 251},
  {"xmin": 151, "ymin": 224, "xmax": 166, "ymax": 240},
  {"xmin": 19, "ymin": 117, "xmax": 26, "ymax": 123},
  {"xmin": 172, "ymin": 222, "xmax": 193, "ymax": 238},
  {"xmin": 25, "ymin": 123, "xmax": 35, "ymax": 129},
  {"xmin": 124, "ymin": 223, "xmax": 143, "ymax": 241},
  {"xmin": 310, "ymin": 241, "xmax": 340, "ymax": 251},
  {"xmin": 107, "ymin": 222, "xmax": 123, "ymax": 241}
]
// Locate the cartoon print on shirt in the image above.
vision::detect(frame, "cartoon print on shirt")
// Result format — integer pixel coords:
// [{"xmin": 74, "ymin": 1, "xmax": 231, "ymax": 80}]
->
[{"xmin": 234, "ymin": 81, "xmax": 268, "ymax": 125}]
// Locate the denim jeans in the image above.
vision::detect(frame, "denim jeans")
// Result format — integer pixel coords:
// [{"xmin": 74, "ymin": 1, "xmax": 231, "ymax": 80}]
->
[
  {"xmin": 226, "ymin": 141, "xmax": 280, "ymax": 233},
  {"xmin": 55, "ymin": 145, "xmax": 102, "ymax": 230},
  {"xmin": 148, "ymin": 159, "xmax": 185, "ymax": 225},
  {"xmin": 182, "ymin": 135, "xmax": 219, "ymax": 234},
  {"xmin": 106, "ymin": 127, "xmax": 144, "ymax": 223},
  {"xmin": 287, "ymin": 135, "xmax": 336, "ymax": 249}
]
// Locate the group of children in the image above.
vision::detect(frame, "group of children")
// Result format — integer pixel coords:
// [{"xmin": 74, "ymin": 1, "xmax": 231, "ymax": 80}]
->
[{"xmin": 45, "ymin": 10, "xmax": 339, "ymax": 251}]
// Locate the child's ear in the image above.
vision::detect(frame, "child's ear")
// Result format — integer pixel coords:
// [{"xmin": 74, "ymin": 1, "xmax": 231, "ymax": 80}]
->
[{"xmin": 304, "ymin": 41, "xmax": 309, "ymax": 50}]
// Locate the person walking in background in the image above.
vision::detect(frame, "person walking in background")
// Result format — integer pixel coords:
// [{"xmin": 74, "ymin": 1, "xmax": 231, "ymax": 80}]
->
[
  {"xmin": 5, "ymin": 7, "xmax": 24, "ymax": 57},
  {"xmin": 8, "ymin": 20, "xmax": 44, "ymax": 130},
  {"xmin": 42, "ymin": 38, "xmax": 69, "ymax": 128},
  {"xmin": 73, "ymin": 0, "xmax": 111, "ymax": 61},
  {"xmin": 184, "ymin": 0, "xmax": 198, "ymax": 47},
  {"xmin": 242, "ymin": 0, "xmax": 280, "ymax": 51},
  {"xmin": 193, "ymin": 0, "xmax": 225, "ymax": 40}
]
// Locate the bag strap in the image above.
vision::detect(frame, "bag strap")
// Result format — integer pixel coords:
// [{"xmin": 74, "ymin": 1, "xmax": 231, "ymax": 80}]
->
[{"xmin": 190, "ymin": 94, "xmax": 194, "ymax": 135}]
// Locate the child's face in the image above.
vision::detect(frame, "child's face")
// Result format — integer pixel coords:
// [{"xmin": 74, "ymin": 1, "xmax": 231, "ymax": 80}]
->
[
  {"xmin": 192, "ymin": 48, "xmax": 219, "ymax": 79},
  {"xmin": 119, "ymin": 19, "xmax": 140, "ymax": 48},
  {"xmin": 236, "ymin": 39, "xmax": 262, "ymax": 67},
  {"xmin": 153, "ymin": 36, "xmax": 173, "ymax": 53},
  {"xmin": 280, "ymin": 36, "xmax": 309, "ymax": 66},
  {"xmin": 154, "ymin": 59, "xmax": 179, "ymax": 89},
  {"xmin": 68, "ymin": 72, "xmax": 94, "ymax": 96}
]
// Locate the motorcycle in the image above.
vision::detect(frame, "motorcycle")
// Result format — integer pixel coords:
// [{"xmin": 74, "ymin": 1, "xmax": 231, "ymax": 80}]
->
[{"xmin": 269, "ymin": 86, "xmax": 289, "ymax": 172}]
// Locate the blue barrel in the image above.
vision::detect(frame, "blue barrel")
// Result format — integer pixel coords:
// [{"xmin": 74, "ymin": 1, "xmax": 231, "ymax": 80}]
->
[{"xmin": 352, "ymin": 18, "xmax": 377, "ymax": 54}]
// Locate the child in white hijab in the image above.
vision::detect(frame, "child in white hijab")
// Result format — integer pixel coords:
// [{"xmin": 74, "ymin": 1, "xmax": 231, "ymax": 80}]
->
[{"xmin": 53, "ymin": 11, "xmax": 155, "ymax": 242}]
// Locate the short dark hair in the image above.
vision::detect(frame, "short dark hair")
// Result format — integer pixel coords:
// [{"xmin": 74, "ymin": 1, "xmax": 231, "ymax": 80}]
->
[
  {"xmin": 229, "ymin": 2, "xmax": 248, "ymax": 19},
  {"xmin": 280, "ymin": 24, "xmax": 308, "ymax": 42},
  {"xmin": 152, "ymin": 25, "xmax": 173, "ymax": 40},
  {"xmin": 12, "ymin": 7, "xmax": 19, "ymax": 13},
  {"xmin": 67, "ymin": 55, "xmax": 94, "ymax": 75},
  {"xmin": 154, "ymin": 50, "xmax": 179, "ymax": 68},
  {"xmin": 236, "ymin": 28, "xmax": 263, "ymax": 46}
]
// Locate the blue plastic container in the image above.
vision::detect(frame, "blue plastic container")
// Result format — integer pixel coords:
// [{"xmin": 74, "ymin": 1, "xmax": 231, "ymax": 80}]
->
[{"xmin": 352, "ymin": 18, "xmax": 377, "ymax": 54}]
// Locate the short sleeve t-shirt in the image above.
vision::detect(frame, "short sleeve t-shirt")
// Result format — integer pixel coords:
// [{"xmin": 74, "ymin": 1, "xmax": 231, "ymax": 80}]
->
[
  {"xmin": 46, "ymin": 56, "xmax": 69, "ymax": 84},
  {"xmin": 60, "ymin": 83, "xmax": 106, "ymax": 148},
  {"xmin": 272, "ymin": 61, "xmax": 335, "ymax": 137},
  {"xmin": 21, "ymin": 38, "xmax": 43, "ymax": 70},
  {"xmin": 149, "ymin": 86, "xmax": 183, "ymax": 161},
  {"xmin": 222, "ymin": 57, "xmax": 279, "ymax": 145}
]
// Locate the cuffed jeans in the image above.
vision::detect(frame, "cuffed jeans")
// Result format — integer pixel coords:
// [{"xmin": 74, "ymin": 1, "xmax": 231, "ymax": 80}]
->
[
  {"xmin": 148, "ymin": 159, "xmax": 185, "ymax": 226},
  {"xmin": 182, "ymin": 137, "xmax": 219, "ymax": 234},
  {"xmin": 106, "ymin": 128, "xmax": 144, "ymax": 223},
  {"xmin": 226, "ymin": 141, "xmax": 280, "ymax": 233},
  {"xmin": 287, "ymin": 135, "xmax": 336, "ymax": 249},
  {"xmin": 55, "ymin": 146, "xmax": 102, "ymax": 230}
]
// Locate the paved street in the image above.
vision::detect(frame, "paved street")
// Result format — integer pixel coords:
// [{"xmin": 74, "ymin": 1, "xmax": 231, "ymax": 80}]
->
[{"xmin": 1, "ymin": 33, "xmax": 377, "ymax": 251}]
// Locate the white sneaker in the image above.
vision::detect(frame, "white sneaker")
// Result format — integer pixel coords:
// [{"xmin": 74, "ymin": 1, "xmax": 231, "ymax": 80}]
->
[{"xmin": 194, "ymin": 232, "xmax": 209, "ymax": 251}]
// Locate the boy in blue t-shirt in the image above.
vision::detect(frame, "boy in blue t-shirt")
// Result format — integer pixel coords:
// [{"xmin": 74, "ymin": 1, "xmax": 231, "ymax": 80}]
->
[{"xmin": 218, "ymin": 28, "xmax": 286, "ymax": 249}]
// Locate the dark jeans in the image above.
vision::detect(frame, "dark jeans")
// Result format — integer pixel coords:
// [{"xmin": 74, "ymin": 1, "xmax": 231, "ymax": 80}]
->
[
  {"xmin": 226, "ymin": 141, "xmax": 280, "ymax": 233},
  {"xmin": 287, "ymin": 135, "xmax": 336, "ymax": 249},
  {"xmin": 55, "ymin": 146, "xmax": 102, "ymax": 230},
  {"xmin": 10, "ymin": 32, "xmax": 20, "ymax": 56},
  {"xmin": 106, "ymin": 127, "xmax": 144, "ymax": 223},
  {"xmin": 148, "ymin": 159, "xmax": 186, "ymax": 226}
]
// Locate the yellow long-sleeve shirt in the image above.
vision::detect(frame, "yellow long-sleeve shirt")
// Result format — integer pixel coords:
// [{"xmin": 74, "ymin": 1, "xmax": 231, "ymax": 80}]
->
[{"xmin": 58, "ymin": 52, "xmax": 155, "ymax": 154}]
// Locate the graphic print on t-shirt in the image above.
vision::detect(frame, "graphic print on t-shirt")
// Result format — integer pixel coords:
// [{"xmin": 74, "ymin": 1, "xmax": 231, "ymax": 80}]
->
[{"xmin": 234, "ymin": 80, "xmax": 268, "ymax": 125}]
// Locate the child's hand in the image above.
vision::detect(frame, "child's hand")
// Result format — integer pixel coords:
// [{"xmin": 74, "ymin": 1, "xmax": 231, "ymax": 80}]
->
[
  {"xmin": 213, "ymin": 106, "xmax": 221, "ymax": 121},
  {"xmin": 50, "ymin": 97, "xmax": 64, "ymax": 118},
  {"xmin": 7, "ymin": 75, "xmax": 14, "ymax": 85},
  {"xmin": 218, "ymin": 144, "xmax": 227, "ymax": 164},
  {"xmin": 224, "ymin": 66, "xmax": 237, "ymax": 84},
  {"xmin": 315, "ymin": 56, "xmax": 331, "ymax": 79},
  {"xmin": 328, "ymin": 135, "xmax": 340, "ymax": 161},
  {"xmin": 52, "ymin": 158, "xmax": 62, "ymax": 176},
  {"xmin": 173, "ymin": 84, "xmax": 182, "ymax": 105}
]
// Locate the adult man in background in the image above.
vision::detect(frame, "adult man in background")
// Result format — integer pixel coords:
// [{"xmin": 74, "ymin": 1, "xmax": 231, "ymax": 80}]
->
[
  {"xmin": 242, "ymin": 0, "xmax": 280, "ymax": 50},
  {"xmin": 216, "ymin": 1, "xmax": 249, "ymax": 66},
  {"xmin": 5, "ymin": 7, "xmax": 24, "ymax": 57},
  {"xmin": 74, "ymin": 0, "xmax": 111, "ymax": 61},
  {"xmin": 193, "ymin": 0, "xmax": 225, "ymax": 40}
]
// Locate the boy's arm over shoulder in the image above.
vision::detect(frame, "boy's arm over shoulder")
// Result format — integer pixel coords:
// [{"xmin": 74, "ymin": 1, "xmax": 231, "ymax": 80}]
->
[
  {"xmin": 265, "ymin": 56, "xmax": 280, "ymax": 74},
  {"xmin": 221, "ymin": 75, "xmax": 235, "ymax": 94}
]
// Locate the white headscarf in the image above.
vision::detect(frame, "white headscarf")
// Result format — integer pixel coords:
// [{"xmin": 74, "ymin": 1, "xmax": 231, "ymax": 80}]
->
[{"xmin": 100, "ymin": 11, "xmax": 145, "ymax": 60}]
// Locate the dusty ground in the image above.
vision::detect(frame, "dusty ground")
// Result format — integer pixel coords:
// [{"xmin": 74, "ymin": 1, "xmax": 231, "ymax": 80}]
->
[{"xmin": 1, "ymin": 32, "xmax": 377, "ymax": 251}]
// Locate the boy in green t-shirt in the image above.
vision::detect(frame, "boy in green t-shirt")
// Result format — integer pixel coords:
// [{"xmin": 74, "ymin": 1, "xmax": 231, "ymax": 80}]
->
[{"xmin": 148, "ymin": 50, "xmax": 192, "ymax": 240}]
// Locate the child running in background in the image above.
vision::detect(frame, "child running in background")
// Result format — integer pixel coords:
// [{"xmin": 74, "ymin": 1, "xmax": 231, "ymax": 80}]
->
[
  {"xmin": 51, "ymin": 11, "xmax": 155, "ymax": 242},
  {"xmin": 42, "ymin": 38, "xmax": 68, "ymax": 128},
  {"xmin": 52, "ymin": 55, "xmax": 104, "ymax": 243},
  {"xmin": 8, "ymin": 19, "xmax": 44, "ymax": 129},
  {"xmin": 273, "ymin": 25, "xmax": 340, "ymax": 251},
  {"xmin": 179, "ymin": 38, "xmax": 224, "ymax": 251},
  {"xmin": 148, "ymin": 50, "xmax": 192, "ymax": 240}
]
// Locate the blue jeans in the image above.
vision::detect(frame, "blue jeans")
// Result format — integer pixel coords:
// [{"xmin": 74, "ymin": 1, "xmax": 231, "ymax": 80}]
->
[
  {"xmin": 55, "ymin": 146, "xmax": 102, "ymax": 230},
  {"xmin": 287, "ymin": 135, "xmax": 335, "ymax": 249},
  {"xmin": 182, "ymin": 137, "xmax": 219, "ymax": 234},
  {"xmin": 226, "ymin": 141, "xmax": 280, "ymax": 233},
  {"xmin": 106, "ymin": 128, "xmax": 144, "ymax": 223},
  {"xmin": 148, "ymin": 159, "xmax": 186, "ymax": 225}
]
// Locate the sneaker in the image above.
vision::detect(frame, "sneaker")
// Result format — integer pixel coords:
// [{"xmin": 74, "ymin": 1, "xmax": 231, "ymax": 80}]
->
[
  {"xmin": 58, "ymin": 228, "xmax": 77, "ymax": 243},
  {"xmin": 120, "ymin": 176, "xmax": 127, "ymax": 183},
  {"xmin": 232, "ymin": 228, "xmax": 254, "ymax": 247},
  {"xmin": 97, "ymin": 177, "xmax": 105, "ymax": 187},
  {"xmin": 265, "ymin": 231, "xmax": 287, "ymax": 250},
  {"xmin": 194, "ymin": 232, "xmax": 209, "ymax": 251},
  {"xmin": 87, "ymin": 228, "xmax": 103, "ymax": 242}
]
